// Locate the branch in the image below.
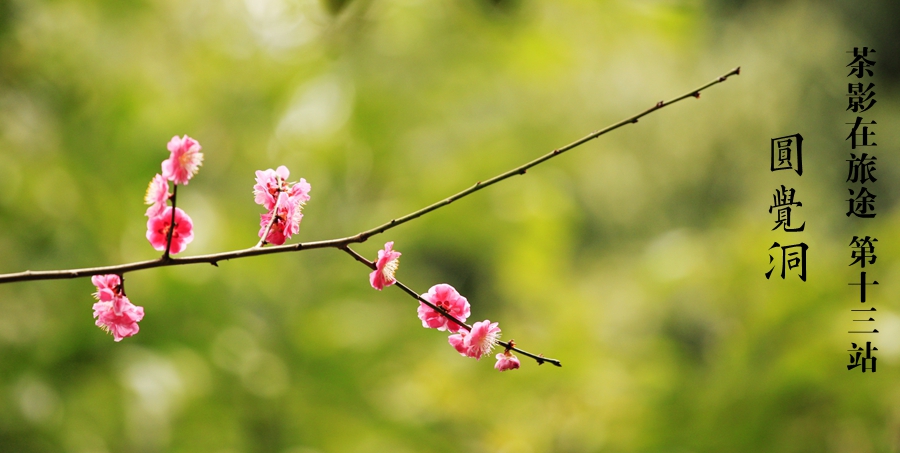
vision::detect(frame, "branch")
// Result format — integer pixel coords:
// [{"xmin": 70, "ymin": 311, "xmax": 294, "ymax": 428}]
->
[
  {"xmin": 0, "ymin": 67, "xmax": 739, "ymax": 284},
  {"xmin": 350, "ymin": 67, "xmax": 741, "ymax": 242},
  {"xmin": 340, "ymin": 246, "xmax": 562, "ymax": 367}
]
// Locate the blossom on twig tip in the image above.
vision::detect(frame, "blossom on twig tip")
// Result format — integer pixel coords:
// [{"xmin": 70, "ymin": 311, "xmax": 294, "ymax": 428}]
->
[
  {"xmin": 162, "ymin": 135, "xmax": 203, "ymax": 185},
  {"xmin": 418, "ymin": 283, "xmax": 470, "ymax": 332},
  {"xmin": 253, "ymin": 166, "xmax": 310, "ymax": 211},
  {"xmin": 254, "ymin": 166, "xmax": 311, "ymax": 245},
  {"xmin": 494, "ymin": 351, "xmax": 520, "ymax": 371},
  {"xmin": 369, "ymin": 242, "xmax": 400, "ymax": 290}
]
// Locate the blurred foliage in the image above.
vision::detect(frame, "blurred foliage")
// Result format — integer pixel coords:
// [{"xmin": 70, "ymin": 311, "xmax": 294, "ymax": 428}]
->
[{"xmin": 0, "ymin": 0, "xmax": 899, "ymax": 452}]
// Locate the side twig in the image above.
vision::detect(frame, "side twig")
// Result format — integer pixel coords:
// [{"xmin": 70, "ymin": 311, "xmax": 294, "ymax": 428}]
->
[
  {"xmin": 162, "ymin": 184, "xmax": 178, "ymax": 259},
  {"xmin": 256, "ymin": 179, "xmax": 282, "ymax": 248},
  {"xmin": 0, "ymin": 67, "xmax": 739, "ymax": 284},
  {"xmin": 340, "ymin": 246, "xmax": 562, "ymax": 367}
]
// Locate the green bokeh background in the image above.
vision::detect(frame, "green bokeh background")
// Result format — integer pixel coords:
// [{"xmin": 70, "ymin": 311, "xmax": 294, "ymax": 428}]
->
[{"xmin": 1, "ymin": 0, "xmax": 899, "ymax": 451}]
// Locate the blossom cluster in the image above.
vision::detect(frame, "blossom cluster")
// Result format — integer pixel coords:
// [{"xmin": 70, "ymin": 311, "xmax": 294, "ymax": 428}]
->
[
  {"xmin": 88, "ymin": 135, "xmax": 203, "ymax": 341},
  {"xmin": 144, "ymin": 135, "xmax": 200, "ymax": 254},
  {"xmin": 87, "ymin": 134, "xmax": 521, "ymax": 372},
  {"xmin": 91, "ymin": 275, "xmax": 144, "ymax": 342},
  {"xmin": 253, "ymin": 166, "xmax": 311, "ymax": 245},
  {"xmin": 368, "ymin": 242, "xmax": 520, "ymax": 371}
]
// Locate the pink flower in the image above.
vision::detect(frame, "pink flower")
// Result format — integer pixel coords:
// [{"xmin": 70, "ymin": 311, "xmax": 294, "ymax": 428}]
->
[
  {"xmin": 418, "ymin": 284, "xmax": 470, "ymax": 332},
  {"xmin": 447, "ymin": 320, "xmax": 501, "ymax": 359},
  {"xmin": 162, "ymin": 135, "xmax": 203, "ymax": 185},
  {"xmin": 465, "ymin": 320, "xmax": 501, "ymax": 359},
  {"xmin": 253, "ymin": 166, "xmax": 311, "ymax": 211},
  {"xmin": 146, "ymin": 206, "xmax": 194, "ymax": 254},
  {"xmin": 369, "ymin": 242, "xmax": 401, "ymax": 290},
  {"xmin": 289, "ymin": 178, "xmax": 311, "ymax": 205},
  {"xmin": 91, "ymin": 274, "xmax": 121, "ymax": 303},
  {"xmin": 93, "ymin": 296, "xmax": 144, "ymax": 342},
  {"xmin": 448, "ymin": 331, "xmax": 468, "ymax": 355},
  {"xmin": 253, "ymin": 166, "xmax": 291, "ymax": 210},
  {"xmin": 494, "ymin": 351, "xmax": 520, "ymax": 371},
  {"xmin": 258, "ymin": 192, "xmax": 303, "ymax": 245},
  {"xmin": 90, "ymin": 274, "xmax": 144, "ymax": 342},
  {"xmin": 447, "ymin": 319, "xmax": 502, "ymax": 358},
  {"xmin": 144, "ymin": 174, "xmax": 170, "ymax": 217}
]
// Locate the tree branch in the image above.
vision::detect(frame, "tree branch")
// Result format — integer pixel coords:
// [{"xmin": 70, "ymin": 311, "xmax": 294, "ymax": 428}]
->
[{"xmin": 0, "ymin": 67, "xmax": 739, "ymax": 284}]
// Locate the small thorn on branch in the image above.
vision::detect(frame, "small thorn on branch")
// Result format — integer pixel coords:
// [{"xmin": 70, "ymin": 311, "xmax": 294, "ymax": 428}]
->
[
  {"xmin": 210, "ymin": 261, "xmax": 218, "ymax": 267},
  {"xmin": 736, "ymin": 66, "xmax": 741, "ymax": 75},
  {"xmin": 519, "ymin": 169, "xmax": 526, "ymax": 175},
  {"xmin": 632, "ymin": 119, "xmax": 638, "ymax": 123},
  {"xmin": 692, "ymin": 92, "xmax": 700, "ymax": 98},
  {"xmin": 655, "ymin": 101, "xmax": 664, "ymax": 108}
]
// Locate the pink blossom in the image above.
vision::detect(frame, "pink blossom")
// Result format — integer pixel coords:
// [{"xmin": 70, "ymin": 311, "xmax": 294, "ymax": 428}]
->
[
  {"xmin": 91, "ymin": 274, "xmax": 121, "ymax": 303},
  {"xmin": 90, "ymin": 274, "xmax": 144, "ymax": 342},
  {"xmin": 144, "ymin": 174, "xmax": 170, "ymax": 217},
  {"xmin": 258, "ymin": 192, "xmax": 303, "ymax": 245},
  {"xmin": 162, "ymin": 135, "xmax": 203, "ymax": 185},
  {"xmin": 494, "ymin": 351, "xmax": 520, "ymax": 371},
  {"xmin": 253, "ymin": 165, "xmax": 311, "ymax": 211},
  {"xmin": 417, "ymin": 284, "xmax": 470, "ymax": 332},
  {"xmin": 369, "ymin": 242, "xmax": 401, "ymax": 290},
  {"xmin": 448, "ymin": 331, "xmax": 468, "ymax": 355},
  {"xmin": 146, "ymin": 206, "xmax": 194, "ymax": 254},
  {"xmin": 289, "ymin": 178, "xmax": 311, "ymax": 205},
  {"xmin": 446, "ymin": 320, "xmax": 501, "ymax": 359},
  {"xmin": 464, "ymin": 320, "xmax": 501, "ymax": 359},
  {"xmin": 253, "ymin": 166, "xmax": 291, "ymax": 210},
  {"xmin": 93, "ymin": 296, "xmax": 144, "ymax": 342}
]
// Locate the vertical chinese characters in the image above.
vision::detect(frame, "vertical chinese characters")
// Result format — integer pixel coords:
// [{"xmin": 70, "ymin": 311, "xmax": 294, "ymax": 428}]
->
[
  {"xmin": 766, "ymin": 134, "xmax": 807, "ymax": 282},
  {"xmin": 844, "ymin": 47, "xmax": 879, "ymax": 372}
]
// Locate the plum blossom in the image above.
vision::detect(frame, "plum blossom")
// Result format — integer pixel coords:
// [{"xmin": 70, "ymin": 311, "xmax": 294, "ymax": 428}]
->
[
  {"xmin": 448, "ymin": 331, "xmax": 468, "ymax": 355},
  {"xmin": 144, "ymin": 174, "xmax": 170, "ymax": 218},
  {"xmin": 93, "ymin": 296, "xmax": 144, "ymax": 342},
  {"xmin": 91, "ymin": 274, "xmax": 120, "ymax": 304},
  {"xmin": 254, "ymin": 166, "xmax": 311, "ymax": 245},
  {"xmin": 258, "ymin": 192, "xmax": 303, "ymax": 245},
  {"xmin": 90, "ymin": 274, "xmax": 144, "ymax": 342},
  {"xmin": 253, "ymin": 166, "xmax": 311, "ymax": 210},
  {"xmin": 369, "ymin": 242, "xmax": 400, "ymax": 290},
  {"xmin": 253, "ymin": 166, "xmax": 290, "ymax": 210},
  {"xmin": 162, "ymin": 135, "xmax": 203, "ymax": 185},
  {"xmin": 146, "ymin": 206, "xmax": 194, "ymax": 254},
  {"xmin": 418, "ymin": 283, "xmax": 470, "ymax": 332},
  {"xmin": 447, "ymin": 319, "xmax": 501, "ymax": 359},
  {"xmin": 494, "ymin": 351, "xmax": 520, "ymax": 371}
]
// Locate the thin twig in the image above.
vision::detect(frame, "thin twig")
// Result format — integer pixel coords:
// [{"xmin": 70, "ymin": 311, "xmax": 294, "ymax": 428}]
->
[
  {"xmin": 162, "ymin": 184, "xmax": 178, "ymax": 259},
  {"xmin": 0, "ymin": 67, "xmax": 739, "ymax": 284},
  {"xmin": 340, "ymin": 246, "xmax": 561, "ymax": 367},
  {"xmin": 256, "ymin": 179, "xmax": 283, "ymax": 248},
  {"xmin": 349, "ymin": 67, "xmax": 741, "ymax": 243}
]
